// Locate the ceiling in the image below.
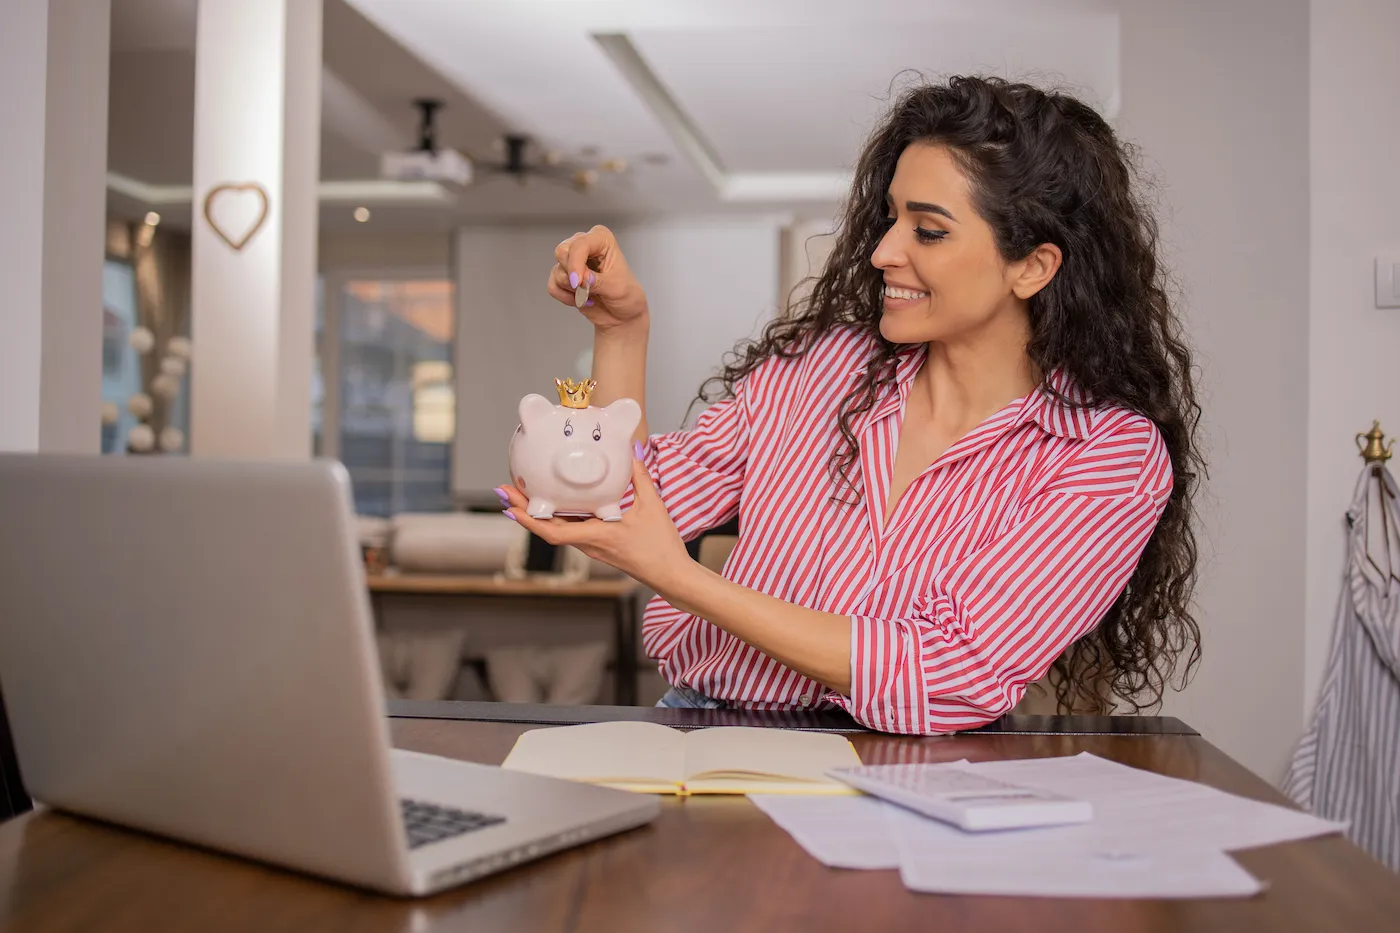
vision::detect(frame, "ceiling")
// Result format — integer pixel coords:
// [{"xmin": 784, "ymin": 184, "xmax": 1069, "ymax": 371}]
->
[{"xmin": 107, "ymin": 0, "xmax": 1121, "ymax": 232}]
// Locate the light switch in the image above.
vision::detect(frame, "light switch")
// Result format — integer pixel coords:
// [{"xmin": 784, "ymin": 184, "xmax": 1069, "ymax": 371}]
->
[{"xmin": 1378, "ymin": 255, "xmax": 1400, "ymax": 309}]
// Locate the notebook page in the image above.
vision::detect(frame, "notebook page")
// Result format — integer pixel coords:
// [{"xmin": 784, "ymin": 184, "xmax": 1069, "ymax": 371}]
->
[
  {"xmin": 501, "ymin": 721, "xmax": 686, "ymax": 787},
  {"xmin": 682, "ymin": 727, "xmax": 860, "ymax": 787}
]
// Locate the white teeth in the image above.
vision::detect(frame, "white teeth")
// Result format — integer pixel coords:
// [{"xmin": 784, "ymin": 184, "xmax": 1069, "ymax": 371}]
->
[{"xmin": 884, "ymin": 286, "xmax": 928, "ymax": 300}]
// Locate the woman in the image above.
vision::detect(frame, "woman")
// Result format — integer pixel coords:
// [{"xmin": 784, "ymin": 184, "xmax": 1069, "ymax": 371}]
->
[{"xmin": 496, "ymin": 76, "xmax": 1202, "ymax": 733}]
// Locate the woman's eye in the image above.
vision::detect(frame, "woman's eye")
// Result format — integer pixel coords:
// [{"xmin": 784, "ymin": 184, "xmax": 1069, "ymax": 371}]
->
[
  {"xmin": 592, "ymin": 427, "xmax": 602, "ymax": 442},
  {"xmin": 914, "ymin": 227, "xmax": 948, "ymax": 243}
]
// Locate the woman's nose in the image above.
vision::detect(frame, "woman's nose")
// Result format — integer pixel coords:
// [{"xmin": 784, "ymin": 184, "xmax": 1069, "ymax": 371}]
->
[{"xmin": 870, "ymin": 227, "xmax": 904, "ymax": 270}]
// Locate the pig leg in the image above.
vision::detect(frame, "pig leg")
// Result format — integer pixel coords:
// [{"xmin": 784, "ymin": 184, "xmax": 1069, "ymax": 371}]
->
[
  {"xmin": 527, "ymin": 498, "xmax": 558, "ymax": 520},
  {"xmin": 594, "ymin": 502, "xmax": 623, "ymax": 522}
]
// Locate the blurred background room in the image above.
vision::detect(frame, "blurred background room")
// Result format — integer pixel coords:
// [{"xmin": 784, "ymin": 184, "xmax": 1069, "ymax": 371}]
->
[{"xmin": 3, "ymin": 0, "xmax": 1398, "ymax": 791}]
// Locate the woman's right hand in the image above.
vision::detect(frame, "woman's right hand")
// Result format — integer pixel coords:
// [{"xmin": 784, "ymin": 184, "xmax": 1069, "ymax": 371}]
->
[{"xmin": 547, "ymin": 225, "xmax": 648, "ymax": 331}]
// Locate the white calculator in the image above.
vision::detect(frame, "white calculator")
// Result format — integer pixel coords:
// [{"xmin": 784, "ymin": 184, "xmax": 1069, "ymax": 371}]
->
[{"xmin": 828, "ymin": 763, "xmax": 1093, "ymax": 832}]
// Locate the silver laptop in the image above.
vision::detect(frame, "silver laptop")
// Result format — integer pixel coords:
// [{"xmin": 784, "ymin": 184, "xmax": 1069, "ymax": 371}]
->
[{"xmin": 0, "ymin": 454, "xmax": 658, "ymax": 896}]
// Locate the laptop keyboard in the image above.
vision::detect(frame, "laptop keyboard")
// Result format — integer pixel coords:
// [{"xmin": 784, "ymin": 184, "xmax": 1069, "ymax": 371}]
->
[{"xmin": 400, "ymin": 799, "xmax": 506, "ymax": 850}]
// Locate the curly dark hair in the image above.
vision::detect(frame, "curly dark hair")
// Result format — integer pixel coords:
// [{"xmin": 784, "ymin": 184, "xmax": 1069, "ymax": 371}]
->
[{"xmin": 694, "ymin": 75, "xmax": 1203, "ymax": 714}]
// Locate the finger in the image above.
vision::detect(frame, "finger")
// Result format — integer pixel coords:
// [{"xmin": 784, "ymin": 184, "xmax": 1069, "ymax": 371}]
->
[
  {"xmin": 509, "ymin": 508, "xmax": 586, "ymax": 547},
  {"xmin": 546, "ymin": 270, "xmax": 578, "ymax": 307},
  {"xmin": 494, "ymin": 484, "xmax": 527, "ymax": 509},
  {"xmin": 554, "ymin": 233, "xmax": 582, "ymax": 267},
  {"xmin": 628, "ymin": 456, "xmax": 659, "ymax": 505},
  {"xmin": 564, "ymin": 234, "xmax": 604, "ymax": 291}
]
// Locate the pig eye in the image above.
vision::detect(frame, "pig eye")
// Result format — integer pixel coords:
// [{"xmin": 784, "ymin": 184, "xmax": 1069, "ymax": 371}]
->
[
  {"xmin": 592, "ymin": 425, "xmax": 602, "ymax": 442},
  {"xmin": 563, "ymin": 419, "xmax": 573, "ymax": 438}
]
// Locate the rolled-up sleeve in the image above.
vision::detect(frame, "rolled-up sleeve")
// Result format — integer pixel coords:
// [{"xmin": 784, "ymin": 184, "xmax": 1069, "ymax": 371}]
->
[
  {"xmin": 622, "ymin": 359, "xmax": 777, "ymax": 541},
  {"xmin": 830, "ymin": 423, "xmax": 1173, "ymax": 733}
]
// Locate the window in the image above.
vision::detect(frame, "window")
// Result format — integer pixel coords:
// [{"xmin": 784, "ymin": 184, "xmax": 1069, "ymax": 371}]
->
[
  {"xmin": 101, "ymin": 259, "xmax": 142, "ymax": 454},
  {"xmin": 315, "ymin": 274, "xmax": 455, "ymax": 516}
]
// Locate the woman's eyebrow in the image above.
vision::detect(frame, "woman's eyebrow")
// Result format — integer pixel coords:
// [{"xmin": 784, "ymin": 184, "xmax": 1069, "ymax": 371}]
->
[{"xmin": 905, "ymin": 201, "xmax": 957, "ymax": 222}]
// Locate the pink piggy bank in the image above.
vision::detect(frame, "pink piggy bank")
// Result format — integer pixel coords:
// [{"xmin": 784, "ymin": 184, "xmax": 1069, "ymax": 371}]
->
[{"xmin": 508, "ymin": 378, "xmax": 642, "ymax": 521}]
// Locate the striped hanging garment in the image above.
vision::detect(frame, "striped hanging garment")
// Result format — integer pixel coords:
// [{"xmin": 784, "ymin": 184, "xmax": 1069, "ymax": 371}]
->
[{"xmin": 1283, "ymin": 463, "xmax": 1400, "ymax": 870}]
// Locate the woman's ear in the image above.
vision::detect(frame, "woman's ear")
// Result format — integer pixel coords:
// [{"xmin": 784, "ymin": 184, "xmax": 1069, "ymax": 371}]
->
[{"xmin": 1011, "ymin": 243, "xmax": 1063, "ymax": 300}]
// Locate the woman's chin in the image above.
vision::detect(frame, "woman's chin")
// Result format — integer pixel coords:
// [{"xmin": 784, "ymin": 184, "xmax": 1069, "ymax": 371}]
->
[{"xmin": 879, "ymin": 315, "xmax": 929, "ymax": 346}]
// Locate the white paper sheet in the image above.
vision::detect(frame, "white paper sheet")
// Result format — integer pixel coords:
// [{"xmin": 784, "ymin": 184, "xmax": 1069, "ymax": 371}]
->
[
  {"xmin": 752, "ymin": 752, "xmax": 1346, "ymax": 899},
  {"xmin": 948, "ymin": 753, "xmax": 1346, "ymax": 854},
  {"xmin": 887, "ymin": 804, "xmax": 1264, "ymax": 898},
  {"xmin": 748, "ymin": 795, "xmax": 899, "ymax": 869}
]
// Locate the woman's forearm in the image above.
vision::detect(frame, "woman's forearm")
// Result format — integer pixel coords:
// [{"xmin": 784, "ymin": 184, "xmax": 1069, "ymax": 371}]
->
[
  {"xmin": 659, "ymin": 561, "xmax": 853, "ymax": 695},
  {"xmin": 591, "ymin": 317, "xmax": 651, "ymax": 442}
]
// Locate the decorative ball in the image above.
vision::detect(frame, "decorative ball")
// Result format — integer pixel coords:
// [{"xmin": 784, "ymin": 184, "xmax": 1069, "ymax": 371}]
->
[
  {"xmin": 150, "ymin": 373, "xmax": 179, "ymax": 400},
  {"xmin": 128, "ymin": 327, "xmax": 155, "ymax": 354},
  {"xmin": 160, "ymin": 355, "xmax": 187, "ymax": 377},
  {"xmin": 126, "ymin": 392, "xmax": 153, "ymax": 419},
  {"xmin": 166, "ymin": 336, "xmax": 192, "ymax": 360},
  {"xmin": 159, "ymin": 426, "xmax": 185, "ymax": 452},
  {"xmin": 100, "ymin": 400, "xmax": 120, "ymax": 426},
  {"xmin": 127, "ymin": 424, "xmax": 155, "ymax": 452}
]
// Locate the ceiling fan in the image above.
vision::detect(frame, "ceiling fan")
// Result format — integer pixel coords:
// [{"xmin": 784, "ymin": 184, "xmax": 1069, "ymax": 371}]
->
[{"xmin": 473, "ymin": 134, "xmax": 636, "ymax": 193}]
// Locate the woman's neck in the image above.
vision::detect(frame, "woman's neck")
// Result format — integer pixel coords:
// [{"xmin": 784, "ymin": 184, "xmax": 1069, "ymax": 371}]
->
[{"xmin": 915, "ymin": 331, "xmax": 1040, "ymax": 434}]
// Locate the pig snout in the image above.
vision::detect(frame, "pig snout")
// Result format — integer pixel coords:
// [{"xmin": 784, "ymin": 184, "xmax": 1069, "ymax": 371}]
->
[{"xmin": 552, "ymin": 446, "xmax": 608, "ymax": 487}]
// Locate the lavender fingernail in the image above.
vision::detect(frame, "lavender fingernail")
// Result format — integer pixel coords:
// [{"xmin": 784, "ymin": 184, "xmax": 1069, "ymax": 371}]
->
[
  {"xmin": 585, "ymin": 299, "xmax": 594, "ymax": 306},
  {"xmin": 503, "ymin": 510, "xmax": 518, "ymax": 522},
  {"xmin": 588, "ymin": 271, "xmax": 596, "ymax": 287},
  {"xmin": 634, "ymin": 440, "xmax": 645, "ymax": 459},
  {"xmin": 569, "ymin": 272, "xmax": 580, "ymax": 289},
  {"xmin": 495, "ymin": 489, "xmax": 509, "ymax": 506}
]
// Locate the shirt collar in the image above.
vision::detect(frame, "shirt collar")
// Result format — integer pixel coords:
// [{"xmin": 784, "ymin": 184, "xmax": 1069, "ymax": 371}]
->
[
  {"xmin": 1013, "ymin": 367, "xmax": 1098, "ymax": 440},
  {"xmin": 858, "ymin": 347, "xmax": 1098, "ymax": 441}
]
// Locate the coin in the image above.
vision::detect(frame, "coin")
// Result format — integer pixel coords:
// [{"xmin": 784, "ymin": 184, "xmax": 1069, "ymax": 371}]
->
[{"xmin": 574, "ymin": 282, "xmax": 590, "ymax": 308}]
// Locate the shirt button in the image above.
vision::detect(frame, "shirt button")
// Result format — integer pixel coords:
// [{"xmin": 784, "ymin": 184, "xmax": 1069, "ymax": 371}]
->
[{"xmin": 799, "ymin": 694, "xmax": 811, "ymax": 706}]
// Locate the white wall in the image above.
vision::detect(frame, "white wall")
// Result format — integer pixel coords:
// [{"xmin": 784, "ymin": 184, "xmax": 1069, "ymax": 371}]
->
[
  {"xmin": 1117, "ymin": 0, "xmax": 1310, "ymax": 781},
  {"xmin": 1304, "ymin": 0, "xmax": 1400, "ymax": 718},
  {"xmin": 452, "ymin": 216, "xmax": 783, "ymax": 495}
]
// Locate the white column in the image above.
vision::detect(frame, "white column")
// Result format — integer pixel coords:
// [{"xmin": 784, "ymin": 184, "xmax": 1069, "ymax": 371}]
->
[
  {"xmin": 190, "ymin": 0, "xmax": 321, "ymax": 460},
  {"xmin": 0, "ymin": 0, "xmax": 48, "ymax": 453},
  {"xmin": 0, "ymin": 0, "xmax": 110, "ymax": 455},
  {"xmin": 40, "ymin": 0, "xmax": 110, "ymax": 453}
]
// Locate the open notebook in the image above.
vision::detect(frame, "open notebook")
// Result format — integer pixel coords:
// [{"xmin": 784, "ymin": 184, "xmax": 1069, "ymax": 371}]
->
[{"xmin": 501, "ymin": 721, "xmax": 862, "ymax": 795}]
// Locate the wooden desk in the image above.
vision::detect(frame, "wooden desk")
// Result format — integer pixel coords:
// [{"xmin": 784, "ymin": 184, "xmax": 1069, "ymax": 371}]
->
[
  {"xmin": 367, "ymin": 574, "xmax": 644, "ymax": 704},
  {"xmin": 0, "ymin": 710, "xmax": 1396, "ymax": 932}
]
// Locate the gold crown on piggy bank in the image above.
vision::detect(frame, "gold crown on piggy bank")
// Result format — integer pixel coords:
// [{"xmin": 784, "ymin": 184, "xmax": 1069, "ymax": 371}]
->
[{"xmin": 555, "ymin": 378, "xmax": 597, "ymax": 409}]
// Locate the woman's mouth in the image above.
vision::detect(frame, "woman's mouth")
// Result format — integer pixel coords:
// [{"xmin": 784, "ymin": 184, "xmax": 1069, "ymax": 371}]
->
[{"xmin": 882, "ymin": 285, "xmax": 929, "ymax": 309}]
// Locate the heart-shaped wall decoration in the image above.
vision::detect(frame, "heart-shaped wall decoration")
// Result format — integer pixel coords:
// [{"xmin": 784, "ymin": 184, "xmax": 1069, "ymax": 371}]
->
[{"xmin": 202, "ymin": 182, "xmax": 270, "ymax": 252}]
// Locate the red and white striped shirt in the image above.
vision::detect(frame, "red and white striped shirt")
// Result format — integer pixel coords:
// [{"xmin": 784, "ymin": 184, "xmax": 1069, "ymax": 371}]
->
[{"xmin": 638, "ymin": 327, "xmax": 1172, "ymax": 734}]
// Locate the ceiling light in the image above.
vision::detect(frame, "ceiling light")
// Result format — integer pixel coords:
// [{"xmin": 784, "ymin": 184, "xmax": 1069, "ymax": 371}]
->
[
  {"xmin": 353, "ymin": 207, "xmax": 371, "ymax": 223},
  {"xmin": 144, "ymin": 211, "xmax": 161, "ymax": 226}
]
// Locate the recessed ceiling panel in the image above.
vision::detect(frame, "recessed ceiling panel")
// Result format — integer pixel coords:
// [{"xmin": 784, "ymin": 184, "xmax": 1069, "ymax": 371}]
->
[{"xmin": 631, "ymin": 16, "xmax": 1119, "ymax": 173}]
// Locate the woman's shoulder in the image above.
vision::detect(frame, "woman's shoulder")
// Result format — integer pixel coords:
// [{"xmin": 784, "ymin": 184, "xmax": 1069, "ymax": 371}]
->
[
  {"xmin": 1066, "ymin": 401, "xmax": 1173, "ymax": 499},
  {"xmin": 749, "ymin": 325, "xmax": 879, "ymax": 383}
]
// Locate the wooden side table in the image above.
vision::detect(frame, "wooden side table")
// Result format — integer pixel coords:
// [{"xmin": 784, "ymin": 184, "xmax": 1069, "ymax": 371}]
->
[{"xmin": 366, "ymin": 574, "xmax": 645, "ymax": 705}]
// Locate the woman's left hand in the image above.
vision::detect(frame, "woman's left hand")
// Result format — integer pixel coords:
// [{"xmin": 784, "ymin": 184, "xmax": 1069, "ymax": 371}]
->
[{"xmin": 496, "ymin": 459, "xmax": 692, "ymax": 593}]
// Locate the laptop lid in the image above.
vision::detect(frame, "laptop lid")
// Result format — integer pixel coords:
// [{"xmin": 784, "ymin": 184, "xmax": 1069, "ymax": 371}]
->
[{"xmin": 0, "ymin": 455, "xmax": 411, "ymax": 890}]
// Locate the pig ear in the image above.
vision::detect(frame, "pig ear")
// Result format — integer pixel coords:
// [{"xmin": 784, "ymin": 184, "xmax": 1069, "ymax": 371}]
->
[
  {"xmin": 519, "ymin": 394, "xmax": 554, "ymax": 426},
  {"xmin": 604, "ymin": 397, "xmax": 642, "ymax": 435}
]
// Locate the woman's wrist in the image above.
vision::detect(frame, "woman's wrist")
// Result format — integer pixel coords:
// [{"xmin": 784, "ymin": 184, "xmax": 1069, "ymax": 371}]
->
[
  {"xmin": 594, "ymin": 310, "xmax": 650, "ymax": 342},
  {"xmin": 650, "ymin": 558, "xmax": 718, "ymax": 617}
]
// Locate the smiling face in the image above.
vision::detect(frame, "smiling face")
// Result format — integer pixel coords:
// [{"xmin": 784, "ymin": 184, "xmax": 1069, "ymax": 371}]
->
[{"xmin": 871, "ymin": 143, "xmax": 1031, "ymax": 348}]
